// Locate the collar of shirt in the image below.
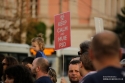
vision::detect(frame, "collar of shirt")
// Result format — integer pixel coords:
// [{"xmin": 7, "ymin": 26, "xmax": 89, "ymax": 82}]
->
[{"xmin": 79, "ymin": 71, "xmax": 96, "ymax": 83}]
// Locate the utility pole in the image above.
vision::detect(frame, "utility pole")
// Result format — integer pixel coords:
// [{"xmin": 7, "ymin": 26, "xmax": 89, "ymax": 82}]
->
[
  {"xmin": 19, "ymin": 0, "xmax": 23, "ymax": 43},
  {"xmin": 59, "ymin": 0, "xmax": 62, "ymax": 13}
]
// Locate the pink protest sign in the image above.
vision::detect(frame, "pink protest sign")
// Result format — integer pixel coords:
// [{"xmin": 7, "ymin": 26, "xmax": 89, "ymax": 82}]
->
[{"xmin": 54, "ymin": 12, "xmax": 71, "ymax": 50}]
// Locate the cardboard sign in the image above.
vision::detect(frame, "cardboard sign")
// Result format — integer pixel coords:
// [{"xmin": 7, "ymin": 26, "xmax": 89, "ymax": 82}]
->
[
  {"xmin": 94, "ymin": 17, "xmax": 104, "ymax": 34},
  {"xmin": 54, "ymin": 12, "xmax": 71, "ymax": 50}
]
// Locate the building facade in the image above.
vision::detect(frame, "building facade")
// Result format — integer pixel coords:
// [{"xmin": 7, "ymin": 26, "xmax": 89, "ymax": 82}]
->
[
  {"xmin": 36, "ymin": 0, "xmax": 124, "ymax": 48},
  {"xmin": 0, "ymin": 0, "xmax": 124, "ymax": 48}
]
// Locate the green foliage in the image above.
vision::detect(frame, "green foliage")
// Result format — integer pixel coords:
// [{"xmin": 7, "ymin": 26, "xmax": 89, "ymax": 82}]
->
[
  {"xmin": 35, "ymin": 22, "xmax": 47, "ymax": 42},
  {"xmin": 50, "ymin": 24, "xmax": 54, "ymax": 44},
  {"xmin": 26, "ymin": 21, "xmax": 47, "ymax": 45},
  {"xmin": 113, "ymin": 7, "xmax": 125, "ymax": 47}
]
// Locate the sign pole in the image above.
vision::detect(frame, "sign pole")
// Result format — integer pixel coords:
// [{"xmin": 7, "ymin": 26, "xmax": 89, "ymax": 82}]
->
[{"xmin": 54, "ymin": 11, "xmax": 71, "ymax": 77}]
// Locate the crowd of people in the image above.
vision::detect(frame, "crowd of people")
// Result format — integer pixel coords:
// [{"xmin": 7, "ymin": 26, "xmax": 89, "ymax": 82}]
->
[
  {"xmin": 61, "ymin": 31, "xmax": 125, "ymax": 83},
  {"xmin": 0, "ymin": 31, "xmax": 125, "ymax": 83}
]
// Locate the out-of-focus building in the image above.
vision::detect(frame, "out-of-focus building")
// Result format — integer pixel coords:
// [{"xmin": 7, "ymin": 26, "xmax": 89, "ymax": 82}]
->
[
  {"xmin": 0, "ymin": 0, "xmax": 125, "ymax": 47},
  {"xmin": 36, "ymin": 0, "xmax": 125, "ymax": 47}
]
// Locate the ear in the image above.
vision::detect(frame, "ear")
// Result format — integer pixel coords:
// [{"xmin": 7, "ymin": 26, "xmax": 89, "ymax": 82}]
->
[
  {"xmin": 36, "ymin": 66, "xmax": 40, "ymax": 72},
  {"xmin": 89, "ymin": 48, "xmax": 94, "ymax": 60},
  {"xmin": 119, "ymin": 48, "xmax": 122, "ymax": 59},
  {"xmin": 79, "ymin": 61, "xmax": 83, "ymax": 68}
]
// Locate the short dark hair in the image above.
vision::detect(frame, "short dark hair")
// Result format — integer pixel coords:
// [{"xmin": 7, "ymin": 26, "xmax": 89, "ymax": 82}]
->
[
  {"xmin": 91, "ymin": 31, "xmax": 120, "ymax": 60},
  {"xmin": 36, "ymin": 57, "xmax": 49, "ymax": 73},
  {"xmin": 4, "ymin": 56, "xmax": 18, "ymax": 67},
  {"xmin": 80, "ymin": 52, "xmax": 95, "ymax": 71},
  {"xmin": 69, "ymin": 60, "xmax": 80, "ymax": 65},
  {"xmin": 79, "ymin": 41, "xmax": 91, "ymax": 55},
  {"xmin": 4, "ymin": 65, "xmax": 34, "ymax": 83},
  {"xmin": 22, "ymin": 57, "xmax": 34, "ymax": 65}
]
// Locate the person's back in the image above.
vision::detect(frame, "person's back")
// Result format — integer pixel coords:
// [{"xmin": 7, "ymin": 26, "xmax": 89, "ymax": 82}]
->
[
  {"xmin": 84, "ymin": 66, "xmax": 125, "ymax": 83},
  {"xmin": 35, "ymin": 76, "xmax": 52, "ymax": 83},
  {"xmin": 84, "ymin": 31, "xmax": 125, "ymax": 83}
]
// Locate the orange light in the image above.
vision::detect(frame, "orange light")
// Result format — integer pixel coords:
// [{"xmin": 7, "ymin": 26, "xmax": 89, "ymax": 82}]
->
[
  {"xmin": 43, "ymin": 48, "xmax": 55, "ymax": 56},
  {"xmin": 30, "ymin": 48, "xmax": 55, "ymax": 56},
  {"xmin": 30, "ymin": 48, "xmax": 36, "ymax": 56}
]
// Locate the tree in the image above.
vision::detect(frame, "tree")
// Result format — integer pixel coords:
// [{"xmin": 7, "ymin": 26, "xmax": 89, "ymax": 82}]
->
[
  {"xmin": 49, "ymin": 24, "xmax": 54, "ymax": 45},
  {"xmin": 0, "ymin": 0, "xmax": 31, "ymax": 43},
  {"xmin": 26, "ymin": 21, "xmax": 47, "ymax": 45},
  {"xmin": 113, "ymin": 7, "xmax": 125, "ymax": 47},
  {"xmin": 35, "ymin": 22, "xmax": 47, "ymax": 43}
]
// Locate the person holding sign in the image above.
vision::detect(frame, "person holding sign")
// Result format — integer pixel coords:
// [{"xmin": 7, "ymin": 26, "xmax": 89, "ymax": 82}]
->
[{"xmin": 31, "ymin": 33, "xmax": 47, "ymax": 58}]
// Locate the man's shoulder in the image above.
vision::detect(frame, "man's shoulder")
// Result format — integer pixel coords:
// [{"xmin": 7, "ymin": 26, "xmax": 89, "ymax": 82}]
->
[
  {"xmin": 35, "ymin": 76, "xmax": 53, "ymax": 83},
  {"xmin": 83, "ymin": 67, "xmax": 125, "ymax": 83}
]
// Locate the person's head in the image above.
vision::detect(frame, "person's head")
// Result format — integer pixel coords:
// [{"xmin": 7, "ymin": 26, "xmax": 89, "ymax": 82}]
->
[
  {"xmin": 79, "ymin": 52, "xmax": 95, "ymax": 76},
  {"xmin": 31, "ymin": 33, "xmax": 45, "ymax": 52},
  {"xmin": 22, "ymin": 57, "xmax": 34, "ymax": 70},
  {"xmin": 120, "ymin": 59, "xmax": 125, "ymax": 68},
  {"xmin": 68, "ymin": 60, "xmax": 81, "ymax": 83},
  {"xmin": 48, "ymin": 67, "xmax": 57, "ymax": 83},
  {"xmin": 4, "ymin": 65, "xmax": 34, "ymax": 83},
  {"xmin": 70, "ymin": 57, "xmax": 80, "ymax": 62},
  {"xmin": 2, "ymin": 56, "xmax": 18, "ymax": 73},
  {"xmin": 31, "ymin": 57, "xmax": 49, "ymax": 79},
  {"xmin": 78, "ymin": 41, "xmax": 91, "ymax": 56},
  {"xmin": 89, "ymin": 31, "xmax": 122, "ymax": 70}
]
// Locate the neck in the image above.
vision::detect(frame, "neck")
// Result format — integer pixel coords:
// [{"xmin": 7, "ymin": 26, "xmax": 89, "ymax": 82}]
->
[
  {"xmin": 96, "ymin": 57, "xmax": 121, "ymax": 71},
  {"xmin": 81, "ymin": 67, "xmax": 91, "ymax": 77},
  {"xmin": 36, "ymin": 72, "xmax": 48, "ymax": 79}
]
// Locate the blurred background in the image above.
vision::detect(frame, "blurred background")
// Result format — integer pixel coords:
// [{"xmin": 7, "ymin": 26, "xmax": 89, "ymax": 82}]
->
[{"xmin": 0, "ymin": 0, "xmax": 125, "ymax": 81}]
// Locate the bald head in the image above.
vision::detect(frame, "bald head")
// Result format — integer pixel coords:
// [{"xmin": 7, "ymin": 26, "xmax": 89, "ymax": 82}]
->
[
  {"xmin": 35, "ymin": 57, "xmax": 49, "ymax": 73},
  {"xmin": 91, "ymin": 31, "xmax": 121, "ymax": 60}
]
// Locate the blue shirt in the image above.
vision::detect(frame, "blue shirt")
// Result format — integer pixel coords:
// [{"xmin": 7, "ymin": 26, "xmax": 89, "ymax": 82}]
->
[
  {"xmin": 35, "ymin": 76, "xmax": 53, "ymax": 83},
  {"xmin": 36, "ymin": 51, "xmax": 47, "ymax": 58},
  {"xmin": 83, "ymin": 66, "xmax": 125, "ymax": 83}
]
